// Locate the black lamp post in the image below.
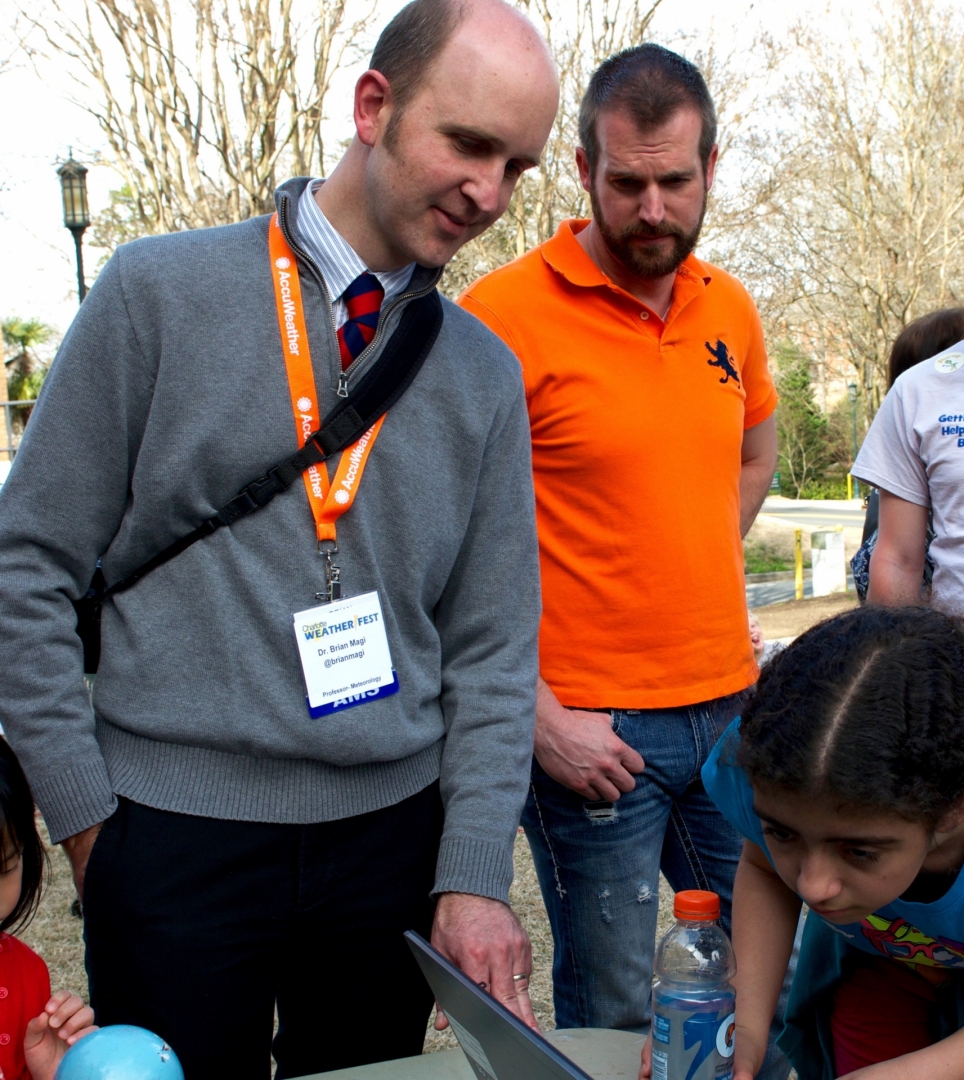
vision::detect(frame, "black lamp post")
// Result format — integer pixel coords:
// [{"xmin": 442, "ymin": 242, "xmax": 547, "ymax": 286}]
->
[
  {"xmin": 848, "ymin": 382, "xmax": 860, "ymax": 499},
  {"xmin": 57, "ymin": 153, "xmax": 90, "ymax": 304}
]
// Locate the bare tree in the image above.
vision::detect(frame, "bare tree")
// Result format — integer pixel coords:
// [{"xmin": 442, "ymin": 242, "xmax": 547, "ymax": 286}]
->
[
  {"xmin": 676, "ymin": 30, "xmax": 785, "ymax": 261},
  {"xmin": 440, "ymin": 3, "xmax": 782, "ymax": 300},
  {"xmin": 729, "ymin": 0, "xmax": 964, "ymax": 420},
  {"xmin": 442, "ymin": 0, "xmax": 663, "ymax": 298},
  {"xmin": 0, "ymin": 17, "xmax": 28, "ymax": 199},
  {"xmin": 24, "ymin": 0, "xmax": 375, "ymax": 237},
  {"xmin": 0, "ymin": 12, "xmax": 26, "ymax": 77}
]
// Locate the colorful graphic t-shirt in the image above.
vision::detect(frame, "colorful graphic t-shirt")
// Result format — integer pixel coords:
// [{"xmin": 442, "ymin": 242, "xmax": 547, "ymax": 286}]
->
[
  {"xmin": 703, "ymin": 719, "xmax": 964, "ymax": 970},
  {"xmin": 853, "ymin": 340, "xmax": 964, "ymax": 614}
]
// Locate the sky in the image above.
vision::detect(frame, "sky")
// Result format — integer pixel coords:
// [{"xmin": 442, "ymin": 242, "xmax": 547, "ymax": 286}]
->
[{"xmin": 0, "ymin": 0, "xmax": 844, "ymax": 346}]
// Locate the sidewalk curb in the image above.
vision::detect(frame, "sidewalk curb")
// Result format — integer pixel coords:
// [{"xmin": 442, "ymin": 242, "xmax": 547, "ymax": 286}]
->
[{"xmin": 745, "ymin": 569, "xmax": 813, "ymax": 583}]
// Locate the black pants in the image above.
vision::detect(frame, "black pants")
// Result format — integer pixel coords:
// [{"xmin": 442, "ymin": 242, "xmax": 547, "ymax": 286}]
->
[{"xmin": 83, "ymin": 784, "xmax": 443, "ymax": 1078}]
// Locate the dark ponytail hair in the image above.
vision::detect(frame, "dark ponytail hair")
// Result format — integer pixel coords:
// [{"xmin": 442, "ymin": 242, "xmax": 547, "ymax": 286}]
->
[
  {"xmin": 0, "ymin": 739, "xmax": 44, "ymax": 933},
  {"xmin": 737, "ymin": 606, "xmax": 964, "ymax": 830},
  {"xmin": 888, "ymin": 308, "xmax": 964, "ymax": 388}
]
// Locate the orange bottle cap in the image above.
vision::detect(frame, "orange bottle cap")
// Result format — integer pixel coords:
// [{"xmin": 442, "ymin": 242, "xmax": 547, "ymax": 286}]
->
[{"xmin": 674, "ymin": 890, "xmax": 720, "ymax": 921}]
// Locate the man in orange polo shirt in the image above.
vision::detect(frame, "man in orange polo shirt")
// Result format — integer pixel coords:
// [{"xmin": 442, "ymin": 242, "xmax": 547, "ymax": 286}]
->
[{"xmin": 461, "ymin": 44, "xmax": 783, "ymax": 1070}]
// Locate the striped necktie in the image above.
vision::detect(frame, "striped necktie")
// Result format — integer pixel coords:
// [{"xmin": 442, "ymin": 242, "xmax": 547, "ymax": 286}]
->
[{"xmin": 337, "ymin": 272, "xmax": 384, "ymax": 369}]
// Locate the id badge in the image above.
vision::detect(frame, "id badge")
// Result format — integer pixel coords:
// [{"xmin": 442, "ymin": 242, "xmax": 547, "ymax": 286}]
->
[{"xmin": 293, "ymin": 591, "xmax": 399, "ymax": 718}]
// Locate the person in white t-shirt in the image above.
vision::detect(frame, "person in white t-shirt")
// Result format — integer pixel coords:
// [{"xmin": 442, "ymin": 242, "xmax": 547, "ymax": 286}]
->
[{"xmin": 853, "ymin": 308, "xmax": 964, "ymax": 611}]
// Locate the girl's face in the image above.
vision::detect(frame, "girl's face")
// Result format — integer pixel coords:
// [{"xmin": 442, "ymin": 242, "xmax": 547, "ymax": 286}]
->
[
  {"xmin": 752, "ymin": 783, "xmax": 934, "ymax": 923},
  {"xmin": 0, "ymin": 840, "xmax": 22, "ymax": 922},
  {"xmin": 748, "ymin": 617, "xmax": 765, "ymax": 658}
]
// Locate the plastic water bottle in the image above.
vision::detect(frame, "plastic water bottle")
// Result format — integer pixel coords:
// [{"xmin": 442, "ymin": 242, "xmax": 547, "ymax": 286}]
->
[{"xmin": 651, "ymin": 890, "xmax": 736, "ymax": 1080}]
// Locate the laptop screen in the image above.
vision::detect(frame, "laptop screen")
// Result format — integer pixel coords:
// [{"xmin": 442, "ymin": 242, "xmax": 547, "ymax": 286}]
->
[{"xmin": 405, "ymin": 932, "xmax": 594, "ymax": 1080}]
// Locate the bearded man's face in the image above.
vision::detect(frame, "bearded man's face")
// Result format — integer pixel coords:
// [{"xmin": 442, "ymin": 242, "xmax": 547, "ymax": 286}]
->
[
  {"xmin": 589, "ymin": 182, "xmax": 707, "ymax": 279},
  {"xmin": 581, "ymin": 105, "xmax": 714, "ymax": 280}
]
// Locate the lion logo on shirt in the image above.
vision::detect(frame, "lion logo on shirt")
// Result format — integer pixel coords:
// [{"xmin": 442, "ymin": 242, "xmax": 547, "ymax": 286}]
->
[{"xmin": 705, "ymin": 340, "xmax": 741, "ymax": 385}]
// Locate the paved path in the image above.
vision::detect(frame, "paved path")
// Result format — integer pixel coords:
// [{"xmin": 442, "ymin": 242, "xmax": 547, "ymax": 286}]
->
[
  {"xmin": 749, "ymin": 499, "xmax": 861, "ymax": 605},
  {"xmin": 747, "ymin": 577, "xmax": 854, "ymax": 608},
  {"xmin": 748, "ymin": 579, "xmax": 811, "ymax": 607},
  {"xmin": 759, "ymin": 497, "xmax": 866, "ymax": 530}
]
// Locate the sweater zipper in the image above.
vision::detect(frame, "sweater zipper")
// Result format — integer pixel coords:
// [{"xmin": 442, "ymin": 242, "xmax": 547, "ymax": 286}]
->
[{"xmin": 277, "ymin": 193, "xmax": 441, "ymax": 399}]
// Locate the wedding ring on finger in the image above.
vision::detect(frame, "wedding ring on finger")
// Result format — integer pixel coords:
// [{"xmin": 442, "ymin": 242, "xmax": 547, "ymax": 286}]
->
[{"xmin": 512, "ymin": 973, "xmax": 529, "ymax": 983}]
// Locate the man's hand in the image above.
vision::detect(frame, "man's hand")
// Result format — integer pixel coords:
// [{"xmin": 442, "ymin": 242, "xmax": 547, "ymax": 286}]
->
[
  {"xmin": 24, "ymin": 990, "xmax": 98, "ymax": 1080},
  {"xmin": 431, "ymin": 892, "xmax": 538, "ymax": 1032},
  {"xmin": 60, "ymin": 822, "xmax": 104, "ymax": 901},
  {"xmin": 535, "ymin": 678, "xmax": 644, "ymax": 801}
]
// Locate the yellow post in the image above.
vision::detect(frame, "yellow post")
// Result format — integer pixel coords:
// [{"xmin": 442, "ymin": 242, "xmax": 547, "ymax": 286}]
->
[
  {"xmin": 847, "ymin": 474, "xmax": 853, "ymax": 500},
  {"xmin": 794, "ymin": 528, "xmax": 804, "ymax": 600}
]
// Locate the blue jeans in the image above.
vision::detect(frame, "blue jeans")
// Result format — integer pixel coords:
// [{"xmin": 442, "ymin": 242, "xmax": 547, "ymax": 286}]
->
[{"xmin": 522, "ymin": 694, "xmax": 792, "ymax": 1080}]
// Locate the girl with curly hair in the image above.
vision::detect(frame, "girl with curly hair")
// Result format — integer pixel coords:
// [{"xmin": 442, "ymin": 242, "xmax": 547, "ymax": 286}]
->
[{"xmin": 700, "ymin": 606, "xmax": 964, "ymax": 1080}]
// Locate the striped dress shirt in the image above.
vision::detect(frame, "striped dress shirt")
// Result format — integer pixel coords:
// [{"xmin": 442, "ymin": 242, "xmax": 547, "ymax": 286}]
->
[{"xmin": 296, "ymin": 179, "xmax": 416, "ymax": 332}]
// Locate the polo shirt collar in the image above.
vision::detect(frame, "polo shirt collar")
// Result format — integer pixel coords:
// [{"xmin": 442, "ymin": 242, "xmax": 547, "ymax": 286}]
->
[{"xmin": 541, "ymin": 218, "xmax": 713, "ymax": 298}]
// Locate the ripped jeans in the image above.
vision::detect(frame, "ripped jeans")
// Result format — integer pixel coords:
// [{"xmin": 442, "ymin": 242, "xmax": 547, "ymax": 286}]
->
[{"xmin": 522, "ymin": 694, "xmax": 792, "ymax": 1080}]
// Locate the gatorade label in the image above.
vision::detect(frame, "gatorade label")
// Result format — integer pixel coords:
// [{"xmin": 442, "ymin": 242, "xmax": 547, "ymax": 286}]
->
[{"xmin": 651, "ymin": 1004, "xmax": 735, "ymax": 1080}]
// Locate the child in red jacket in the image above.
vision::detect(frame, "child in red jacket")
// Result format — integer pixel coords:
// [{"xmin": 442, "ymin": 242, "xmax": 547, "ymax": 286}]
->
[{"xmin": 0, "ymin": 737, "xmax": 95, "ymax": 1079}]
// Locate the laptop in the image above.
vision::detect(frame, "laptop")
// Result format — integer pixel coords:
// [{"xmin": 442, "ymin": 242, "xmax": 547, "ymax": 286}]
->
[{"xmin": 405, "ymin": 931, "xmax": 593, "ymax": 1080}]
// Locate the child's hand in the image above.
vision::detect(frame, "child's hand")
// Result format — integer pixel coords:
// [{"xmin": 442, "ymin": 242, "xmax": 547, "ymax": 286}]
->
[
  {"xmin": 640, "ymin": 1032, "xmax": 756, "ymax": 1080},
  {"xmin": 732, "ymin": 1024, "xmax": 767, "ymax": 1080},
  {"xmin": 24, "ymin": 990, "xmax": 97, "ymax": 1080},
  {"xmin": 637, "ymin": 1032, "xmax": 651, "ymax": 1079}
]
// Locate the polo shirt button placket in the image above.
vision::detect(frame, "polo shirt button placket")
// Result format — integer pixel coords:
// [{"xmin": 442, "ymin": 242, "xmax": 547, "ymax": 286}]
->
[{"xmin": 639, "ymin": 310, "xmax": 649, "ymax": 321}]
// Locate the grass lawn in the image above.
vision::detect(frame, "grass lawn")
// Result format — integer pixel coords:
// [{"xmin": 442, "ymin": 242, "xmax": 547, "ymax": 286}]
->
[
  {"xmin": 744, "ymin": 538, "xmax": 805, "ymax": 575},
  {"xmin": 19, "ymin": 832, "xmax": 86, "ymax": 1000}
]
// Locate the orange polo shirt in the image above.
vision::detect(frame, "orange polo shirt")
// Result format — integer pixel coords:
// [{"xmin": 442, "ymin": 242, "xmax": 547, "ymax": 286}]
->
[{"xmin": 459, "ymin": 220, "xmax": 776, "ymax": 708}]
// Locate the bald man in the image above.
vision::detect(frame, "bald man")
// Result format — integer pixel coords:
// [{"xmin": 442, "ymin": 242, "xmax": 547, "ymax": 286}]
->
[{"xmin": 0, "ymin": 2, "xmax": 558, "ymax": 1076}]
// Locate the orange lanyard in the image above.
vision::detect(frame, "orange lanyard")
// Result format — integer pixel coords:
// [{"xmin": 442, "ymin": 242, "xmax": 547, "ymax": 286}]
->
[{"xmin": 268, "ymin": 213, "xmax": 385, "ymax": 551}]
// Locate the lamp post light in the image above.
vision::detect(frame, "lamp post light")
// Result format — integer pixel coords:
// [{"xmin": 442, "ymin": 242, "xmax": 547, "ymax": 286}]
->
[
  {"xmin": 848, "ymin": 382, "xmax": 860, "ymax": 500},
  {"xmin": 57, "ymin": 153, "xmax": 91, "ymax": 305}
]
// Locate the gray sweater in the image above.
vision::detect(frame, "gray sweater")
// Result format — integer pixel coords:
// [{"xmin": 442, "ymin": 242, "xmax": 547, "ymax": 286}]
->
[{"xmin": 0, "ymin": 179, "xmax": 540, "ymax": 902}]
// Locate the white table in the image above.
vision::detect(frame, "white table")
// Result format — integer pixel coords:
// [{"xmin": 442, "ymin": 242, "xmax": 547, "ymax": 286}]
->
[{"xmin": 297, "ymin": 1028, "xmax": 645, "ymax": 1080}]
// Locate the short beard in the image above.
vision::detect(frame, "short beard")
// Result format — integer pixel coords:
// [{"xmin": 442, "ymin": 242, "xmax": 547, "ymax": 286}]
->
[{"xmin": 589, "ymin": 184, "xmax": 708, "ymax": 280}]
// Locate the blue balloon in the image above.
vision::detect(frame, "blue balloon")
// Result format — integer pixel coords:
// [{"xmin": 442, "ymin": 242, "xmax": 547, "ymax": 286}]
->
[{"xmin": 54, "ymin": 1025, "xmax": 184, "ymax": 1080}]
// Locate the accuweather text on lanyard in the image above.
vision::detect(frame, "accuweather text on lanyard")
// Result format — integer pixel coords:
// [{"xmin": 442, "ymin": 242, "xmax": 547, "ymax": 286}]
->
[{"xmin": 269, "ymin": 213, "xmax": 399, "ymax": 719}]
